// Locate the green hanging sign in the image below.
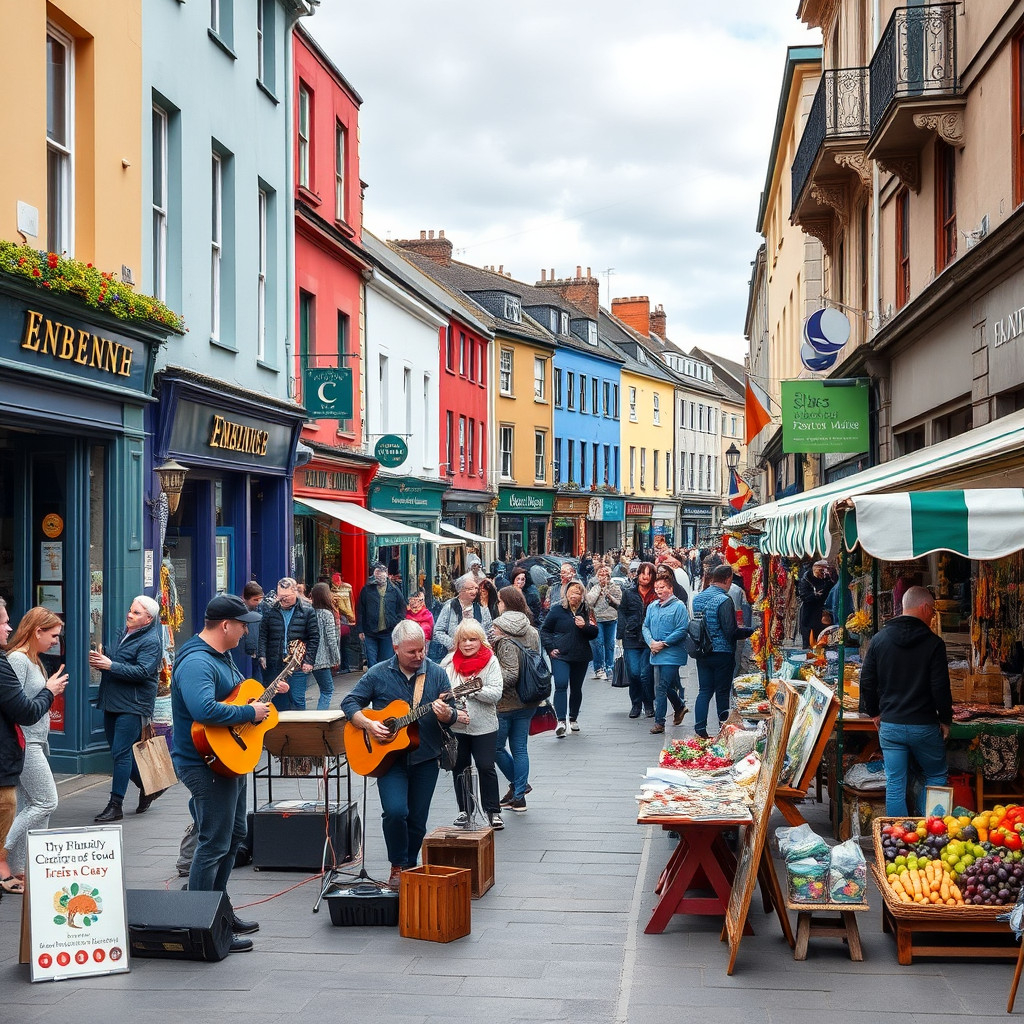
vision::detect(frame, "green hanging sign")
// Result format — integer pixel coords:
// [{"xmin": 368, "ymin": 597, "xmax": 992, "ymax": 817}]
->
[
  {"xmin": 303, "ymin": 368, "xmax": 353, "ymax": 419},
  {"xmin": 781, "ymin": 378, "xmax": 869, "ymax": 454},
  {"xmin": 374, "ymin": 434, "xmax": 409, "ymax": 468}
]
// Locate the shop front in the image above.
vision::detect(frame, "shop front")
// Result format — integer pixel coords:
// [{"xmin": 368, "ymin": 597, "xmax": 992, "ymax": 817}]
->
[
  {"xmin": 652, "ymin": 501, "xmax": 680, "ymax": 548},
  {"xmin": 625, "ymin": 501, "xmax": 653, "ymax": 557},
  {"xmin": 586, "ymin": 496, "xmax": 624, "ymax": 554},
  {"xmin": 152, "ymin": 370, "xmax": 304, "ymax": 643},
  {"xmin": 441, "ymin": 491, "xmax": 495, "ymax": 575},
  {"xmin": 368, "ymin": 476, "xmax": 450, "ymax": 596},
  {"xmin": 681, "ymin": 503, "xmax": 715, "ymax": 548},
  {"xmin": 0, "ymin": 277, "xmax": 172, "ymax": 771},
  {"xmin": 497, "ymin": 487, "xmax": 553, "ymax": 561},
  {"xmin": 552, "ymin": 494, "xmax": 591, "ymax": 556}
]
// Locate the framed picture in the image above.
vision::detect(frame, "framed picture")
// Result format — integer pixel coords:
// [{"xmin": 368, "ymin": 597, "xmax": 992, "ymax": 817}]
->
[{"xmin": 925, "ymin": 785, "xmax": 954, "ymax": 818}]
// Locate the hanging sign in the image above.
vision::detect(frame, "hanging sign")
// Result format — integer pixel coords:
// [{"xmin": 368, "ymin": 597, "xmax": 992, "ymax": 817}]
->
[
  {"xmin": 303, "ymin": 368, "xmax": 353, "ymax": 419},
  {"xmin": 26, "ymin": 826, "xmax": 130, "ymax": 982},
  {"xmin": 374, "ymin": 435, "xmax": 409, "ymax": 468},
  {"xmin": 781, "ymin": 378, "xmax": 869, "ymax": 454},
  {"xmin": 800, "ymin": 307, "xmax": 850, "ymax": 372}
]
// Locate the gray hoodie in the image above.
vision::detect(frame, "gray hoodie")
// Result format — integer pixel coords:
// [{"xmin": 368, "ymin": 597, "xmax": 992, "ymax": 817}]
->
[{"xmin": 492, "ymin": 611, "xmax": 541, "ymax": 713}]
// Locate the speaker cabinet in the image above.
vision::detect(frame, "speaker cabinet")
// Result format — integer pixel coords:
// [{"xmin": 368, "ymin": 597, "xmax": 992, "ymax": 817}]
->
[
  {"xmin": 252, "ymin": 801, "xmax": 360, "ymax": 872},
  {"xmin": 127, "ymin": 889, "xmax": 233, "ymax": 962}
]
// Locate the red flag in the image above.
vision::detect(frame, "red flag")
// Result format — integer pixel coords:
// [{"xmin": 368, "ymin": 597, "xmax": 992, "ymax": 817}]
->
[
  {"xmin": 745, "ymin": 376, "xmax": 772, "ymax": 445},
  {"xmin": 728, "ymin": 469, "xmax": 752, "ymax": 511}
]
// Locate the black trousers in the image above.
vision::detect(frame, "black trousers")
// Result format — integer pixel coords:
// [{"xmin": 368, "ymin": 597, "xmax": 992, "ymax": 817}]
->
[{"xmin": 453, "ymin": 731, "xmax": 500, "ymax": 815}]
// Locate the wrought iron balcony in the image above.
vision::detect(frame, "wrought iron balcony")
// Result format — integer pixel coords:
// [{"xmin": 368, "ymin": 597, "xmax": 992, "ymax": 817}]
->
[
  {"xmin": 869, "ymin": 3, "xmax": 959, "ymax": 139},
  {"xmin": 791, "ymin": 66, "xmax": 870, "ymax": 218}
]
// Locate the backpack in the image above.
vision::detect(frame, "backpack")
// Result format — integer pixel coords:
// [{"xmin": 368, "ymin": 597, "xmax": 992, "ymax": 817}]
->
[
  {"xmin": 684, "ymin": 612, "xmax": 714, "ymax": 658},
  {"xmin": 505, "ymin": 638, "xmax": 553, "ymax": 704}
]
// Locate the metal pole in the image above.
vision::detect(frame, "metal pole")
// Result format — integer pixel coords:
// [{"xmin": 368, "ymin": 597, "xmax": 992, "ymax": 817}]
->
[{"xmin": 835, "ymin": 540, "xmax": 850, "ymax": 830}]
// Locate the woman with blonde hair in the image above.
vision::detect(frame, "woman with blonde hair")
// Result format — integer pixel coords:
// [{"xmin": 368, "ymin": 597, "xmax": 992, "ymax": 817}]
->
[
  {"xmin": 540, "ymin": 580, "xmax": 598, "ymax": 737},
  {"xmin": 1, "ymin": 607, "xmax": 68, "ymax": 892},
  {"xmin": 441, "ymin": 618, "xmax": 504, "ymax": 829}
]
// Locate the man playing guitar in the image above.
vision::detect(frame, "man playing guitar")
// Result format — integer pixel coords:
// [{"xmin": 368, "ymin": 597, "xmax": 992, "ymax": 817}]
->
[
  {"xmin": 341, "ymin": 619, "xmax": 463, "ymax": 889},
  {"xmin": 171, "ymin": 594, "xmax": 285, "ymax": 953}
]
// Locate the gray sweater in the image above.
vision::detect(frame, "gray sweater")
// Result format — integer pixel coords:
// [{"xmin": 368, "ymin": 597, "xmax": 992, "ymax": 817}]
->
[{"xmin": 7, "ymin": 653, "xmax": 50, "ymax": 747}]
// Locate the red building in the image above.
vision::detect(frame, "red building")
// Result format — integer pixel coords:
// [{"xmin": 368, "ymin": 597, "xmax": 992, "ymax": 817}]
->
[{"xmin": 291, "ymin": 25, "xmax": 375, "ymax": 593}]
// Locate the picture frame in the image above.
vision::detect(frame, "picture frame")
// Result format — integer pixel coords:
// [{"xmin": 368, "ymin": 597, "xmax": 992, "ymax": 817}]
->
[{"xmin": 925, "ymin": 785, "xmax": 954, "ymax": 818}]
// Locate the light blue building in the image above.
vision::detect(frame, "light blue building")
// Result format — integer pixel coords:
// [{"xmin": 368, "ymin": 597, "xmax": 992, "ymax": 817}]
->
[{"xmin": 141, "ymin": 1, "xmax": 314, "ymax": 638}]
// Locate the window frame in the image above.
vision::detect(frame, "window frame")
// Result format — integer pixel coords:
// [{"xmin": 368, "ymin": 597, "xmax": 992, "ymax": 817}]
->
[
  {"xmin": 297, "ymin": 82, "xmax": 311, "ymax": 191},
  {"xmin": 499, "ymin": 349, "xmax": 513, "ymax": 395},
  {"xmin": 935, "ymin": 139, "xmax": 957, "ymax": 272},
  {"xmin": 46, "ymin": 25, "xmax": 74, "ymax": 256},
  {"xmin": 1016, "ymin": 30, "xmax": 1024, "ymax": 207},
  {"xmin": 334, "ymin": 120, "xmax": 346, "ymax": 222},
  {"xmin": 567, "ymin": 438, "xmax": 576, "ymax": 483},
  {"xmin": 553, "ymin": 366, "xmax": 563, "ymax": 408},
  {"xmin": 895, "ymin": 186, "xmax": 910, "ymax": 310},
  {"xmin": 533, "ymin": 356, "xmax": 546, "ymax": 400},
  {"xmin": 210, "ymin": 151, "xmax": 223, "ymax": 340},
  {"xmin": 592, "ymin": 377, "xmax": 599, "ymax": 416},
  {"xmin": 566, "ymin": 371, "xmax": 576, "ymax": 411},
  {"xmin": 580, "ymin": 374, "xmax": 587, "ymax": 413},
  {"xmin": 629, "ymin": 387, "xmax": 637, "ymax": 422},
  {"xmin": 152, "ymin": 104, "xmax": 168, "ymax": 301},
  {"xmin": 257, "ymin": 188, "xmax": 267, "ymax": 361},
  {"xmin": 653, "ymin": 393, "xmax": 660, "ymax": 425},
  {"xmin": 534, "ymin": 430, "xmax": 546, "ymax": 482}
]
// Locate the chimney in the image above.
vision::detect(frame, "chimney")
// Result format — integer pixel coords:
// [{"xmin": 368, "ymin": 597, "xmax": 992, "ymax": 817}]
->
[
  {"xmin": 540, "ymin": 269, "xmax": 546, "ymax": 281},
  {"xmin": 611, "ymin": 296, "xmax": 651, "ymax": 336},
  {"xmin": 650, "ymin": 303, "xmax": 667, "ymax": 338},
  {"xmin": 534, "ymin": 264, "xmax": 600, "ymax": 318},
  {"xmin": 393, "ymin": 229, "xmax": 454, "ymax": 266}
]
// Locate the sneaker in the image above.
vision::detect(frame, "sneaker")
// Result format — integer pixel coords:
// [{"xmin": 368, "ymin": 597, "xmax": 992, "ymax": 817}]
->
[
  {"xmin": 555, "ymin": 721, "xmax": 567, "ymax": 738},
  {"xmin": 596, "ymin": 669, "xmax": 607, "ymax": 680},
  {"xmin": 591, "ymin": 667, "xmax": 602, "ymax": 678},
  {"xmin": 499, "ymin": 788, "xmax": 515, "ymax": 808},
  {"xmin": 569, "ymin": 720, "xmax": 580, "ymax": 732},
  {"xmin": 489, "ymin": 812, "xmax": 504, "ymax": 830},
  {"xmin": 453, "ymin": 811, "xmax": 469, "ymax": 827},
  {"xmin": 510, "ymin": 797, "xmax": 527, "ymax": 812}
]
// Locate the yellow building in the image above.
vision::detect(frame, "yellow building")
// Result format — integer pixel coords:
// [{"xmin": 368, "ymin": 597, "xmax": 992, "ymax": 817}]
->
[{"xmin": 0, "ymin": 2, "xmax": 142, "ymax": 272}]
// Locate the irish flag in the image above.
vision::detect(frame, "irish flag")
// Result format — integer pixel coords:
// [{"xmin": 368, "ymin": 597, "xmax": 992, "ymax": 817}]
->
[
  {"xmin": 728, "ymin": 469, "xmax": 753, "ymax": 511},
  {"xmin": 745, "ymin": 376, "xmax": 772, "ymax": 445}
]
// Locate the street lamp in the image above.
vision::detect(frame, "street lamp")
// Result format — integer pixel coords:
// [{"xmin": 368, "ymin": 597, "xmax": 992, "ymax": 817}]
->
[
  {"xmin": 154, "ymin": 458, "xmax": 189, "ymax": 515},
  {"xmin": 725, "ymin": 443, "xmax": 741, "ymax": 471}
]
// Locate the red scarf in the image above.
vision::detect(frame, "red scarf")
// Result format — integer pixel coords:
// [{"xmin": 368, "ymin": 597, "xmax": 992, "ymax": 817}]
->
[
  {"xmin": 453, "ymin": 646, "xmax": 492, "ymax": 677},
  {"xmin": 638, "ymin": 582, "xmax": 656, "ymax": 608}
]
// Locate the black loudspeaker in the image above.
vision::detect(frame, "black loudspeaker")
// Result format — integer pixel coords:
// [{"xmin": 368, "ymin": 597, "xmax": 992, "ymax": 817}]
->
[
  {"xmin": 252, "ymin": 801, "xmax": 359, "ymax": 871},
  {"xmin": 126, "ymin": 889, "xmax": 233, "ymax": 962}
]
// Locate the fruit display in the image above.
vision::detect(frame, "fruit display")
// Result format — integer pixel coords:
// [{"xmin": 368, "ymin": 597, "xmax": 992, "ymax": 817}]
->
[{"xmin": 878, "ymin": 810, "xmax": 1024, "ymax": 909}]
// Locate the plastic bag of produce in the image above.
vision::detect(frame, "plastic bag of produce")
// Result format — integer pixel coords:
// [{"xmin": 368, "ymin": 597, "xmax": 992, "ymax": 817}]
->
[
  {"xmin": 787, "ymin": 856, "xmax": 828, "ymax": 903},
  {"xmin": 827, "ymin": 838, "xmax": 867, "ymax": 903},
  {"xmin": 775, "ymin": 823, "xmax": 829, "ymax": 863}
]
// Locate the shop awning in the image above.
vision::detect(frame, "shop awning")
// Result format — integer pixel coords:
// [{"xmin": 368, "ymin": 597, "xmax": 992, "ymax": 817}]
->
[
  {"xmin": 439, "ymin": 522, "xmax": 494, "ymax": 545},
  {"xmin": 294, "ymin": 497, "xmax": 421, "ymax": 545},
  {"xmin": 724, "ymin": 408, "xmax": 1024, "ymax": 558},
  {"xmin": 410, "ymin": 526, "xmax": 463, "ymax": 546}
]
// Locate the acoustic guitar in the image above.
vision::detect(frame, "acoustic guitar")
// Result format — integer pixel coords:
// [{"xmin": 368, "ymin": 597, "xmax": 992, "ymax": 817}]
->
[
  {"xmin": 191, "ymin": 641, "xmax": 306, "ymax": 778},
  {"xmin": 344, "ymin": 677, "xmax": 483, "ymax": 778}
]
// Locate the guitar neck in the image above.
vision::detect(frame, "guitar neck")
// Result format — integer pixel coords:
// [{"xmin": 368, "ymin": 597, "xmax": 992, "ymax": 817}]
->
[
  {"xmin": 390, "ymin": 701, "xmax": 443, "ymax": 732},
  {"xmin": 260, "ymin": 661, "xmax": 298, "ymax": 704}
]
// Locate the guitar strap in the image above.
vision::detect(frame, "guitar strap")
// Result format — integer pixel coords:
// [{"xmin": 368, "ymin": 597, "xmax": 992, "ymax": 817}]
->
[{"xmin": 412, "ymin": 672, "xmax": 427, "ymax": 708}]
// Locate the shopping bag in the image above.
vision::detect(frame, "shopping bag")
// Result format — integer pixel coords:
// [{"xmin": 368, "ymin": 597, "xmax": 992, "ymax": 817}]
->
[
  {"xmin": 133, "ymin": 735, "xmax": 179, "ymax": 794},
  {"xmin": 611, "ymin": 655, "xmax": 629, "ymax": 688},
  {"xmin": 529, "ymin": 702, "xmax": 558, "ymax": 736}
]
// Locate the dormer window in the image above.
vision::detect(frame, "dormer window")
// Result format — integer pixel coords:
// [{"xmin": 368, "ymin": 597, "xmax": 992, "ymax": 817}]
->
[
  {"xmin": 636, "ymin": 346, "xmax": 647, "ymax": 363},
  {"xmin": 503, "ymin": 295, "xmax": 522, "ymax": 322},
  {"xmin": 561, "ymin": 312, "xmax": 570, "ymax": 335},
  {"xmin": 587, "ymin": 322, "xmax": 597, "ymax": 346},
  {"xmin": 550, "ymin": 309, "xmax": 558, "ymax": 332}
]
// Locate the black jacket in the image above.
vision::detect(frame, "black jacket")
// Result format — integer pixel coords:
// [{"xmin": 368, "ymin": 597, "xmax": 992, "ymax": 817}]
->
[
  {"xmin": 859, "ymin": 615, "xmax": 953, "ymax": 726},
  {"xmin": 540, "ymin": 600, "xmax": 598, "ymax": 664},
  {"xmin": 0, "ymin": 651, "xmax": 54, "ymax": 787},
  {"xmin": 257, "ymin": 600, "xmax": 320, "ymax": 667},
  {"xmin": 95, "ymin": 617, "xmax": 163, "ymax": 716},
  {"xmin": 522, "ymin": 584, "xmax": 542, "ymax": 624},
  {"xmin": 355, "ymin": 580, "xmax": 407, "ymax": 637},
  {"xmin": 797, "ymin": 569, "xmax": 832, "ymax": 631},
  {"xmin": 617, "ymin": 584, "xmax": 650, "ymax": 650}
]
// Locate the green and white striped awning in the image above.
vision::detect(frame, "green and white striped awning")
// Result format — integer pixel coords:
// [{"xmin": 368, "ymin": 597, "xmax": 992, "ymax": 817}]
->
[{"xmin": 845, "ymin": 490, "xmax": 1024, "ymax": 560}]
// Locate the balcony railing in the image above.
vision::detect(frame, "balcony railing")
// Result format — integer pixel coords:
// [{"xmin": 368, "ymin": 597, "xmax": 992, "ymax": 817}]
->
[
  {"xmin": 792, "ymin": 66, "xmax": 870, "ymax": 214},
  {"xmin": 869, "ymin": 3, "xmax": 958, "ymax": 135}
]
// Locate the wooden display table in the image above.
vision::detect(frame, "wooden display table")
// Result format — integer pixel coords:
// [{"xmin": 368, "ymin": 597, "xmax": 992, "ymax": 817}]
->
[
  {"xmin": 421, "ymin": 827, "xmax": 494, "ymax": 899},
  {"xmin": 785, "ymin": 898, "xmax": 868, "ymax": 960}
]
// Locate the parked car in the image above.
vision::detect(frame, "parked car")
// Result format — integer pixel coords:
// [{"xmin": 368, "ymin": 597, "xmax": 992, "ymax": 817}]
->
[{"xmin": 515, "ymin": 555, "xmax": 578, "ymax": 587}]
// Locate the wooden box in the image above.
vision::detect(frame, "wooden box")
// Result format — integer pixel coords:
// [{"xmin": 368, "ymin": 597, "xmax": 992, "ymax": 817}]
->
[
  {"xmin": 950, "ymin": 666, "xmax": 1005, "ymax": 705},
  {"xmin": 399, "ymin": 865, "xmax": 472, "ymax": 942},
  {"xmin": 421, "ymin": 827, "xmax": 495, "ymax": 899}
]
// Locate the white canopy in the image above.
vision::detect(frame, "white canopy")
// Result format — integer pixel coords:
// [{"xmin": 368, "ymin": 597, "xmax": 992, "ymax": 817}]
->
[{"xmin": 439, "ymin": 522, "xmax": 494, "ymax": 545}]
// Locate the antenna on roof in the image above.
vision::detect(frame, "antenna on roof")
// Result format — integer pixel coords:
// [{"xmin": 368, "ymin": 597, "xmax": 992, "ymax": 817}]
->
[{"xmin": 600, "ymin": 268, "xmax": 615, "ymax": 304}]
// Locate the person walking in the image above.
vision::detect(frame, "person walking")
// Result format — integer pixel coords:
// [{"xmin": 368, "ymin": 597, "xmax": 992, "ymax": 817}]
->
[
  {"xmin": 432, "ymin": 575, "xmax": 492, "ymax": 656},
  {"xmin": 587, "ymin": 564, "xmax": 622, "ymax": 680},
  {"xmin": 0, "ymin": 598, "xmax": 67, "ymax": 895},
  {"xmin": 492, "ymin": 586, "xmax": 540, "ymax": 813},
  {"xmin": 0, "ymin": 606, "xmax": 69, "ymax": 892},
  {"xmin": 617, "ymin": 562, "xmax": 657, "ymax": 719},
  {"xmin": 89, "ymin": 595, "xmax": 164, "ymax": 821},
  {"xmin": 543, "ymin": 562, "xmax": 576, "ymax": 620},
  {"xmin": 171, "ymin": 594, "xmax": 270, "ymax": 951},
  {"xmin": 691, "ymin": 564, "xmax": 753, "ymax": 739},
  {"xmin": 309, "ymin": 583, "xmax": 341, "ymax": 711},
  {"xmin": 257, "ymin": 577, "xmax": 317, "ymax": 711},
  {"xmin": 442, "ymin": 619, "xmax": 504, "ymax": 829},
  {"xmin": 540, "ymin": 580, "xmax": 598, "ymax": 737},
  {"xmin": 797, "ymin": 559, "xmax": 833, "ymax": 648},
  {"xmin": 510, "ymin": 567, "xmax": 543, "ymax": 624},
  {"xmin": 241, "ymin": 582, "xmax": 266, "ymax": 681},
  {"xmin": 642, "ymin": 577, "xmax": 690, "ymax": 734},
  {"xmin": 356, "ymin": 562, "xmax": 408, "ymax": 667},
  {"xmin": 478, "ymin": 577, "xmax": 501, "ymax": 623},
  {"xmin": 859, "ymin": 586, "xmax": 953, "ymax": 817}
]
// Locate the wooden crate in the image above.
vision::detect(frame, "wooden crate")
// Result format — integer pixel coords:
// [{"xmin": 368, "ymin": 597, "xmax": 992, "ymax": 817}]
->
[
  {"xmin": 950, "ymin": 666, "xmax": 1004, "ymax": 705},
  {"xmin": 421, "ymin": 827, "xmax": 495, "ymax": 899},
  {"xmin": 399, "ymin": 865, "xmax": 471, "ymax": 942}
]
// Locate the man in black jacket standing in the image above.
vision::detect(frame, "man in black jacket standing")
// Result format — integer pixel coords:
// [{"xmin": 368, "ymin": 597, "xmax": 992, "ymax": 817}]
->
[
  {"xmin": 859, "ymin": 586, "xmax": 952, "ymax": 817},
  {"xmin": 357, "ymin": 562, "xmax": 408, "ymax": 667},
  {"xmin": 257, "ymin": 577, "xmax": 317, "ymax": 711}
]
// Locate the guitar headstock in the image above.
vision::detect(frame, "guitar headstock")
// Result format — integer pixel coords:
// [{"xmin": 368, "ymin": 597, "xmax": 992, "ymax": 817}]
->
[
  {"xmin": 286, "ymin": 640, "xmax": 307, "ymax": 668},
  {"xmin": 453, "ymin": 676, "xmax": 484, "ymax": 698}
]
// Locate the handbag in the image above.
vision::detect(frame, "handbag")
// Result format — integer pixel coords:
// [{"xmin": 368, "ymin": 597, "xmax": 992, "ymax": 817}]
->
[
  {"xmin": 611, "ymin": 655, "xmax": 629, "ymax": 688},
  {"xmin": 529, "ymin": 702, "xmax": 558, "ymax": 736},
  {"xmin": 133, "ymin": 727, "xmax": 178, "ymax": 795}
]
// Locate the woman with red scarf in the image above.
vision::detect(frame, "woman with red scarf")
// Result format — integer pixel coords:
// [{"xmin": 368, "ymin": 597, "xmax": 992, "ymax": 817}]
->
[{"xmin": 442, "ymin": 619, "xmax": 505, "ymax": 829}]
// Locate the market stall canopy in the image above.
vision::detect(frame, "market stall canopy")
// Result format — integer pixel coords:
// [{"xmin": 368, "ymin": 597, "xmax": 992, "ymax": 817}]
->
[
  {"xmin": 411, "ymin": 525, "xmax": 462, "ymax": 546},
  {"xmin": 295, "ymin": 497, "xmax": 427, "ymax": 546},
  {"xmin": 438, "ymin": 522, "xmax": 494, "ymax": 545},
  {"xmin": 723, "ymin": 408, "xmax": 1024, "ymax": 558}
]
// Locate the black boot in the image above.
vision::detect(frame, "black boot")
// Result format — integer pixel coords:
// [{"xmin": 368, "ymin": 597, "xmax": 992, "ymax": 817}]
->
[
  {"xmin": 137, "ymin": 788, "xmax": 167, "ymax": 814},
  {"xmin": 94, "ymin": 799, "xmax": 123, "ymax": 823}
]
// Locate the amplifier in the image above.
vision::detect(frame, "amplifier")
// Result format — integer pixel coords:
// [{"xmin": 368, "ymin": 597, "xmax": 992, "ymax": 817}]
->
[
  {"xmin": 252, "ymin": 800, "xmax": 360, "ymax": 872},
  {"xmin": 127, "ymin": 889, "xmax": 233, "ymax": 962}
]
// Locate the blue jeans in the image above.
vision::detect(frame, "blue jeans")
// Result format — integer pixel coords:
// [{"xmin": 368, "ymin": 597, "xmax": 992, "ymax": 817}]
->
[
  {"xmin": 376, "ymin": 755, "xmax": 440, "ymax": 868},
  {"xmin": 878, "ymin": 721, "xmax": 948, "ymax": 817},
  {"xmin": 364, "ymin": 632, "xmax": 394, "ymax": 667},
  {"xmin": 103, "ymin": 711, "xmax": 144, "ymax": 801},
  {"xmin": 551, "ymin": 658, "xmax": 588, "ymax": 721},
  {"xmin": 623, "ymin": 647, "xmax": 654, "ymax": 712},
  {"xmin": 495, "ymin": 707, "xmax": 533, "ymax": 798},
  {"xmin": 311, "ymin": 667, "xmax": 335, "ymax": 711},
  {"xmin": 177, "ymin": 764, "xmax": 248, "ymax": 896},
  {"xmin": 653, "ymin": 665, "xmax": 685, "ymax": 726},
  {"xmin": 591, "ymin": 620, "xmax": 617, "ymax": 673},
  {"xmin": 694, "ymin": 651, "xmax": 735, "ymax": 735}
]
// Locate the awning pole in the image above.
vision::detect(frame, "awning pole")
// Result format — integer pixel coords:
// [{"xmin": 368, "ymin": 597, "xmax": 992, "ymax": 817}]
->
[{"xmin": 835, "ymin": 538, "xmax": 850, "ymax": 832}]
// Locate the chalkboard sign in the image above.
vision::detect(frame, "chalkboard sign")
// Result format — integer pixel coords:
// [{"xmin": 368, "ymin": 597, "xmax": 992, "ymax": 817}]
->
[{"xmin": 724, "ymin": 681, "xmax": 798, "ymax": 974}]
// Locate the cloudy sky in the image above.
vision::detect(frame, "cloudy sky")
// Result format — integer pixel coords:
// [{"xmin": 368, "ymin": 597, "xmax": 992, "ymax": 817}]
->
[{"xmin": 307, "ymin": 4, "xmax": 819, "ymax": 363}]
